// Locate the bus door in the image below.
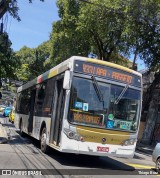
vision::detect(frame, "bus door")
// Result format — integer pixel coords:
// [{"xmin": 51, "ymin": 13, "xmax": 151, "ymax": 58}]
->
[
  {"xmin": 28, "ymin": 89, "xmax": 36, "ymax": 133},
  {"xmin": 50, "ymin": 78, "xmax": 65, "ymax": 146}
]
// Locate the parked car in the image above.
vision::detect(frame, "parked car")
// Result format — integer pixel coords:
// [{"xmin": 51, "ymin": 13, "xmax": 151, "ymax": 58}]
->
[
  {"xmin": 152, "ymin": 143, "xmax": 160, "ymax": 172},
  {"xmin": 3, "ymin": 107, "xmax": 12, "ymax": 117},
  {"xmin": 0, "ymin": 105, "xmax": 6, "ymax": 112},
  {"xmin": 9, "ymin": 109, "xmax": 15, "ymax": 123}
]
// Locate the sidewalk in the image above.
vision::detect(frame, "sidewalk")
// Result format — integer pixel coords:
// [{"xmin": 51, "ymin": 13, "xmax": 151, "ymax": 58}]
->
[
  {"xmin": 136, "ymin": 142, "xmax": 154, "ymax": 155},
  {"xmin": 0, "ymin": 117, "xmax": 8, "ymax": 144},
  {"xmin": 0, "ymin": 123, "xmax": 8, "ymax": 143}
]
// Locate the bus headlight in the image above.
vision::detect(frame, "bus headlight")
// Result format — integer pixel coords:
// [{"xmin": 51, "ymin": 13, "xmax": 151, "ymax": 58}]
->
[
  {"xmin": 64, "ymin": 128, "xmax": 84, "ymax": 141},
  {"xmin": 122, "ymin": 139, "xmax": 137, "ymax": 146}
]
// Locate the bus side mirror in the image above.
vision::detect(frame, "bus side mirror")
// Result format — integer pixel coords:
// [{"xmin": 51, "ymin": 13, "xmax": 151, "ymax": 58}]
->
[{"xmin": 63, "ymin": 70, "xmax": 71, "ymax": 90}]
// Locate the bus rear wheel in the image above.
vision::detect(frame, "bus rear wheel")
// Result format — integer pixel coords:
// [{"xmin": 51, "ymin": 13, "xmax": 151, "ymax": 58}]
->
[{"xmin": 40, "ymin": 127, "xmax": 49, "ymax": 153}]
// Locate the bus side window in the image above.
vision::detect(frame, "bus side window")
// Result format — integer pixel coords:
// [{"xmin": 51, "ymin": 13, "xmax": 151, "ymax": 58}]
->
[
  {"xmin": 35, "ymin": 84, "xmax": 46, "ymax": 116},
  {"xmin": 19, "ymin": 89, "xmax": 30, "ymax": 115},
  {"xmin": 34, "ymin": 78, "xmax": 55, "ymax": 117},
  {"xmin": 16, "ymin": 93, "xmax": 21, "ymax": 113},
  {"xmin": 42, "ymin": 78, "xmax": 55, "ymax": 117}
]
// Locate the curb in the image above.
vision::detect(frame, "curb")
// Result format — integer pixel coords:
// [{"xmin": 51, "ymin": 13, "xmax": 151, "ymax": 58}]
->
[
  {"xmin": 136, "ymin": 147, "xmax": 153, "ymax": 155},
  {"xmin": 0, "ymin": 137, "xmax": 8, "ymax": 144}
]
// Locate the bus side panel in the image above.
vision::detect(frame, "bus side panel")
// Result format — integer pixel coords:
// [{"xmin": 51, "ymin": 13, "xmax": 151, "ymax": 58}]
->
[
  {"xmin": 14, "ymin": 113, "xmax": 20, "ymax": 129},
  {"xmin": 32, "ymin": 116, "xmax": 51, "ymax": 143},
  {"xmin": 14, "ymin": 113, "xmax": 28, "ymax": 133},
  {"xmin": 22, "ymin": 114, "xmax": 29, "ymax": 133},
  {"xmin": 14, "ymin": 113, "xmax": 51, "ymax": 144}
]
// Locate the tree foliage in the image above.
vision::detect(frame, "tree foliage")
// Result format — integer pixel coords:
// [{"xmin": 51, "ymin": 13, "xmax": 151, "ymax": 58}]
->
[
  {"xmin": 50, "ymin": 0, "xmax": 160, "ymax": 70},
  {"xmin": 15, "ymin": 41, "xmax": 52, "ymax": 81},
  {"xmin": 50, "ymin": 0, "xmax": 134, "ymax": 65},
  {"xmin": 1, "ymin": 0, "xmax": 160, "ymax": 81},
  {"xmin": 0, "ymin": 32, "xmax": 19, "ymax": 79},
  {"xmin": 50, "ymin": 0, "xmax": 91, "ymax": 65},
  {"xmin": 126, "ymin": 0, "xmax": 160, "ymax": 70},
  {"xmin": 0, "ymin": 0, "xmax": 45, "ymax": 80}
]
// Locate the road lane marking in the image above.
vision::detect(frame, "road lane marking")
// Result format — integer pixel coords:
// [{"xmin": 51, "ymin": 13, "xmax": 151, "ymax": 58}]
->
[
  {"xmin": 127, "ymin": 163, "xmax": 154, "ymax": 169},
  {"xmin": 127, "ymin": 164, "xmax": 160, "ymax": 176}
]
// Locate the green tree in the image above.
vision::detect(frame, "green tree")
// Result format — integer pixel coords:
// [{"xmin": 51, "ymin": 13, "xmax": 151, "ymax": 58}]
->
[
  {"xmin": 50, "ymin": 0, "xmax": 133, "ymax": 67},
  {"xmin": 15, "ymin": 46, "xmax": 34, "ymax": 81},
  {"xmin": 50, "ymin": 0, "xmax": 91, "ymax": 65},
  {"xmin": 0, "ymin": 32, "xmax": 19, "ymax": 79},
  {"xmin": 127, "ymin": 0, "xmax": 160, "ymax": 144},
  {"xmin": 15, "ymin": 41, "xmax": 52, "ymax": 81},
  {"xmin": 77, "ymin": 0, "xmax": 128, "ymax": 61},
  {"xmin": 0, "ymin": 0, "xmax": 45, "ymax": 80}
]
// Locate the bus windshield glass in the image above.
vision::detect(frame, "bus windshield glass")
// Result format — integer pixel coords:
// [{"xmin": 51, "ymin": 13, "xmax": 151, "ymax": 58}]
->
[{"xmin": 68, "ymin": 77, "xmax": 141, "ymax": 132}]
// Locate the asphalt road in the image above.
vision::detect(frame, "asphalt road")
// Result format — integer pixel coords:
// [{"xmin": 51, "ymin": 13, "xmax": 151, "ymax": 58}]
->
[{"xmin": 0, "ymin": 114, "xmax": 157, "ymax": 178}]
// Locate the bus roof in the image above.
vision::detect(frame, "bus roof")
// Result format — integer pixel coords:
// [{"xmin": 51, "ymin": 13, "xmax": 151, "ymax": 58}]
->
[{"xmin": 17, "ymin": 56, "xmax": 142, "ymax": 93}]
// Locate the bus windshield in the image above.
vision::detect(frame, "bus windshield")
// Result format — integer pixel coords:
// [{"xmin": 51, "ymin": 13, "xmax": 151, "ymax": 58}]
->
[{"xmin": 68, "ymin": 77, "xmax": 141, "ymax": 132}]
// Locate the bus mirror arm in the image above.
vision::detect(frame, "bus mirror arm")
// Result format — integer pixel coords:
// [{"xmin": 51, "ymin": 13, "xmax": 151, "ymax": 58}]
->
[{"xmin": 63, "ymin": 70, "xmax": 71, "ymax": 90}]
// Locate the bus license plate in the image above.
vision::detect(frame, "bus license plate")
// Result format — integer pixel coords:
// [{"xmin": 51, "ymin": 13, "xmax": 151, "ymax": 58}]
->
[{"xmin": 97, "ymin": 146, "xmax": 109, "ymax": 152}]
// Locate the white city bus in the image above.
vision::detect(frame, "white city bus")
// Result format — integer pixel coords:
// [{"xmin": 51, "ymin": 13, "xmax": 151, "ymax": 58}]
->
[{"xmin": 15, "ymin": 56, "xmax": 142, "ymax": 158}]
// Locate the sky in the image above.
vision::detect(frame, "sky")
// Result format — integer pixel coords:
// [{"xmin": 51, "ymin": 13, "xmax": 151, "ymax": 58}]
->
[
  {"xmin": 3, "ymin": 0, "xmax": 145, "ymax": 71},
  {"xmin": 7, "ymin": 0, "xmax": 59, "ymax": 51}
]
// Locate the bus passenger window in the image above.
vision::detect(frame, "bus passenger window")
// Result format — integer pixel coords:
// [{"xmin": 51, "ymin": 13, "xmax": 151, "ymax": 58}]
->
[
  {"xmin": 35, "ymin": 84, "xmax": 46, "ymax": 116},
  {"xmin": 35, "ymin": 78, "xmax": 55, "ymax": 117}
]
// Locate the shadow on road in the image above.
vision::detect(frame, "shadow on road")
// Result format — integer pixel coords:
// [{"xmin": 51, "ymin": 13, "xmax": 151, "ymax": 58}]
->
[
  {"xmin": 49, "ymin": 151, "xmax": 135, "ymax": 171},
  {"xmin": 2, "ymin": 123, "xmax": 15, "ymax": 127},
  {"xmin": 133, "ymin": 154, "xmax": 145, "ymax": 160}
]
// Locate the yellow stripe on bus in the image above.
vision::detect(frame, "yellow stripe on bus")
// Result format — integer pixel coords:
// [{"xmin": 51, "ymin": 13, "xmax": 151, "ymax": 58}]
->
[
  {"xmin": 48, "ymin": 69, "xmax": 58, "ymax": 78},
  {"xmin": 77, "ymin": 125, "xmax": 130, "ymax": 144}
]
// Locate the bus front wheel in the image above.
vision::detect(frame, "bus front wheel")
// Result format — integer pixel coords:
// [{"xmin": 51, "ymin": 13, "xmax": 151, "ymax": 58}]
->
[{"xmin": 40, "ymin": 127, "xmax": 49, "ymax": 153}]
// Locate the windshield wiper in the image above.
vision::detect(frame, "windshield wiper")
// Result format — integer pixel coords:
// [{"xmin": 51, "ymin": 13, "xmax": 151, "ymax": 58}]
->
[
  {"xmin": 114, "ymin": 84, "xmax": 129, "ymax": 105},
  {"xmin": 91, "ymin": 76, "xmax": 104, "ymax": 102}
]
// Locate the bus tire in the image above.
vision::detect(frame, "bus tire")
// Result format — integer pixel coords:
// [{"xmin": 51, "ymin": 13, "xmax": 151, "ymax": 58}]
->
[
  {"xmin": 40, "ymin": 127, "xmax": 49, "ymax": 153},
  {"xmin": 19, "ymin": 120, "xmax": 25, "ymax": 137}
]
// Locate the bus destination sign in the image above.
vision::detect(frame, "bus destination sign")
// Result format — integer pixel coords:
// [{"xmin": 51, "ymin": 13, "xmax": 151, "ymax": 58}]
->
[
  {"xmin": 72, "ymin": 111, "xmax": 104, "ymax": 126},
  {"xmin": 74, "ymin": 60, "xmax": 141, "ymax": 87}
]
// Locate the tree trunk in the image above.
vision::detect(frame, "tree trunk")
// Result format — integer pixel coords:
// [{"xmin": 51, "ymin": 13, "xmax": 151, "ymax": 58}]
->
[
  {"xmin": 141, "ymin": 94, "xmax": 159, "ymax": 145},
  {"xmin": 132, "ymin": 50, "xmax": 137, "ymax": 70},
  {"xmin": 142, "ymin": 72, "xmax": 160, "ymax": 116}
]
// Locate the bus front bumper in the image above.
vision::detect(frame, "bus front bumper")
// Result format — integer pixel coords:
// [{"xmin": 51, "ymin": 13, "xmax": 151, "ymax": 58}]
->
[{"xmin": 60, "ymin": 134, "xmax": 135, "ymax": 158}]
